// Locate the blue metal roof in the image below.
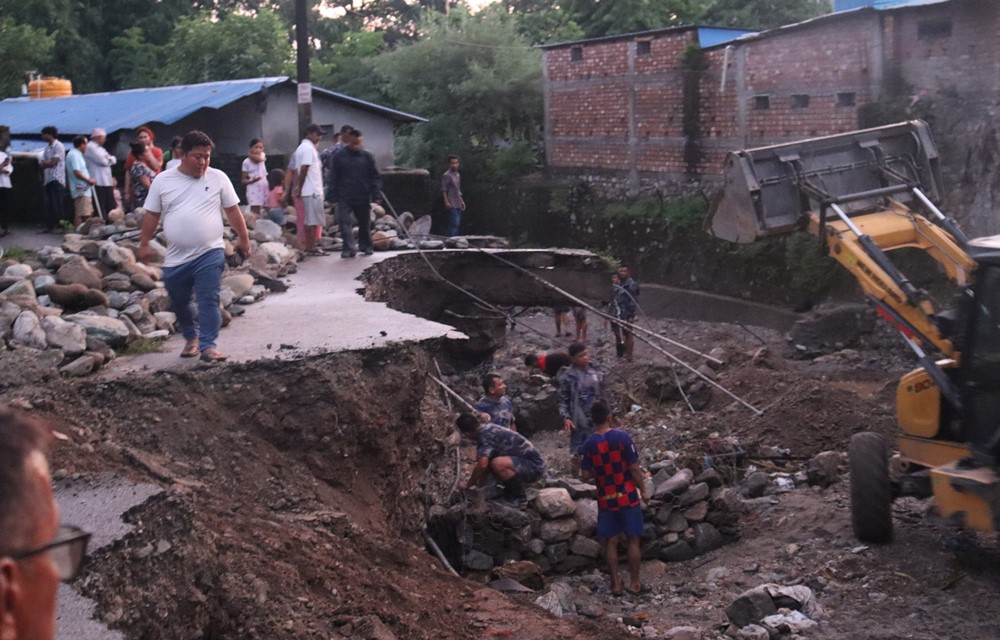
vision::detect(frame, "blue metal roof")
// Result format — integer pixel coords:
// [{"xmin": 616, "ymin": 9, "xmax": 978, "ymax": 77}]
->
[
  {"xmin": 697, "ymin": 27, "xmax": 756, "ymax": 48},
  {"xmin": 834, "ymin": 0, "xmax": 948, "ymax": 9},
  {"xmin": 0, "ymin": 76, "xmax": 424, "ymax": 137},
  {"xmin": 540, "ymin": 25, "xmax": 755, "ymax": 50}
]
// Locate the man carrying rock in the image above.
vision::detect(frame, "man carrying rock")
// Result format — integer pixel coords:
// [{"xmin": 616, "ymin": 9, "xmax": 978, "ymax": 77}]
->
[
  {"xmin": 139, "ymin": 130, "xmax": 251, "ymax": 363},
  {"xmin": 579, "ymin": 400, "xmax": 649, "ymax": 597},
  {"xmin": 0, "ymin": 408, "xmax": 91, "ymax": 640},
  {"xmin": 456, "ymin": 413, "xmax": 544, "ymax": 506},
  {"xmin": 475, "ymin": 373, "xmax": 517, "ymax": 432},
  {"xmin": 524, "ymin": 350, "xmax": 572, "ymax": 378},
  {"xmin": 559, "ymin": 342, "xmax": 610, "ymax": 456}
]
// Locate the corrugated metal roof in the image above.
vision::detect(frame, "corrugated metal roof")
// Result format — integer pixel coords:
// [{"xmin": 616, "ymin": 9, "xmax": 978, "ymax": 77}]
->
[
  {"xmin": 835, "ymin": 0, "xmax": 949, "ymax": 9},
  {"xmin": 539, "ymin": 25, "xmax": 755, "ymax": 50},
  {"xmin": 0, "ymin": 76, "xmax": 425, "ymax": 137}
]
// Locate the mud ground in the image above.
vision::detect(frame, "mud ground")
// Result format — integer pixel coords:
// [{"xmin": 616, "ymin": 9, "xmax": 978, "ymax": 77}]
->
[{"xmin": 6, "ymin": 289, "xmax": 1000, "ymax": 638}]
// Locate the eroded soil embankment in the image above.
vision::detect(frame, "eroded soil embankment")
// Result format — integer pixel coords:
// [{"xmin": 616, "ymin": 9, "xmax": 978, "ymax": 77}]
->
[{"xmin": 10, "ymin": 343, "xmax": 614, "ymax": 639}]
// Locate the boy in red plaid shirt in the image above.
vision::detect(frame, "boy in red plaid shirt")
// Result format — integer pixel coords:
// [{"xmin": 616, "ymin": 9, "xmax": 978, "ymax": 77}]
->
[{"xmin": 579, "ymin": 400, "xmax": 649, "ymax": 597}]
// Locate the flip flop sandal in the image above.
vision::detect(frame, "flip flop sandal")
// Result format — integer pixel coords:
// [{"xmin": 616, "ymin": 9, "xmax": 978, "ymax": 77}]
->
[
  {"xmin": 199, "ymin": 349, "xmax": 227, "ymax": 363},
  {"xmin": 180, "ymin": 341, "xmax": 199, "ymax": 358},
  {"xmin": 626, "ymin": 585, "xmax": 652, "ymax": 596}
]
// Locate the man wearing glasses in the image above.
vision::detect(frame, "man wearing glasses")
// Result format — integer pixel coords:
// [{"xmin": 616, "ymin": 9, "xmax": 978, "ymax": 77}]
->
[{"xmin": 0, "ymin": 408, "xmax": 90, "ymax": 639}]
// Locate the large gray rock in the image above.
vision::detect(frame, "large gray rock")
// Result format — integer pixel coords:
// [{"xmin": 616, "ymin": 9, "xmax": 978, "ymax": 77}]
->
[
  {"xmin": 2, "ymin": 280, "xmax": 36, "ymax": 298},
  {"xmin": 56, "ymin": 257, "xmax": 103, "ymax": 290},
  {"xmin": 98, "ymin": 241, "xmax": 136, "ymax": 269},
  {"xmin": 534, "ymin": 488, "xmax": 576, "ymax": 519},
  {"xmin": 64, "ymin": 314, "xmax": 130, "ymax": 348},
  {"xmin": 725, "ymin": 589, "xmax": 778, "ymax": 628},
  {"xmin": 253, "ymin": 219, "xmax": 284, "ymax": 242},
  {"xmin": 462, "ymin": 549, "xmax": 494, "ymax": 571},
  {"xmin": 679, "ymin": 482, "xmax": 710, "ymax": 507},
  {"xmin": 744, "ymin": 471, "xmax": 770, "ymax": 498},
  {"xmin": 539, "ymin": 517, "xmax": 578, "ymax": 542},
  {"xmin": 653, "ymin": 468, "xmax": 694, "ymax": 500},
  {"xmin": 59, "ymin": 355, "xmax": 97, "ymax": 377},
  {"xmin": 572, "ymin": 498, "xmax": 598, "ymax": 536},
  {"xmin": 45, "ymin": 283, "xmax": 109, "ymax": 310},
  {"xmin": 552, "ymin": 478, "xmax": 597, "ymax": 499},
  {"xmin": 130, "ymin": 273, "xmax": 156, "ymax": 292},
  {"xmin": 0, "ymin": 315, "xmax": 11, "ymax": 341},
  {"xmin": 33, "ymin": 274, "xmax": 56, "ymax": 292},
  {"xmin": 662, "ymin": 511, "xmax": 688, "ymax": 533},
  {"xmin": 3, "ymin": 264, "xmax": 32, "ymax": 279},
  {"xmin": 222, "ymin": 274, "xmax": 255, "ymax": 299},
  {"xmin": 41, "ymin": 316, "xmax": 87, "ymax": 356},
  {"xmin": 258, "ymin": 242, "xmax": 292, "ymax": 264},
  {"xmin": 12, "ymin": 312, "xmax": 47, "ymax": 349},
  {"xmin": 659, "ymin": 540, "xmax": 696, "ymax": 563},
  {"xmin": 145, "ymin": 288, "xmax": 172, "ymax": 313},
  {"xmin": 153, "ymin": 311, "xmax": 177, "ymax": 332},
  {"xmin": 568, "ymin": 534, "xmax": 601, "ymax": 558},
  {"xmin": 806, "ymin": 451, "xmax": 843, "ymax": 487},
  {"xmin": 692, "ymin": 523, "xmax": 724, "ymax": 554}
]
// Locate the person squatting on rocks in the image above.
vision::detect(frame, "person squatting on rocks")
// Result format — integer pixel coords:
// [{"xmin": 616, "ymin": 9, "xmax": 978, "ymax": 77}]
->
[
  {"xmin": 39, "ymin": 126, "xmax": 66, "ymax": 234},
  {"xmin": 612, "ymin": 265, "xmax": 640, "ymax": 361},
  {"xmin": 139, "ymin": 130, "xmax": 251, "ymax": 363},
  {"xmin": 559, "ymin": 342, "xmax": 610, "ymax": 457},
  {"xmin": 0, "ymin": 408, "xmax": 91, "ymax": 640},
  {"xmin": 66, "ymin": 136, "xmax": 97, "ymax": 228},
  {"xmin": 241, "ymin": 138, "xmax": 268, "ymax": 218},
  {"xmin": 84, "ymin": 128, "xmax": 117, "ymax": 219},
  {"xmin": 456, "ymin": 413, "xmax": 545, "ymax": 506},
  {"xmin": 524, "ymin": 350, "xmax": 572, "ymax": 378},
  {"xmin": 441, "ymin": 154, "xmax": 465, "ymax": 237},
  {"xmin": 475, "ymin": 373, "xmax": 517, "ymax": 432},
  {"xmin": 579, "ymin": 399, "xmax": 649, "ymax": 597},
  {"xmin": 293, "ymin": 124, "xmax": 326, "ymax": 256},
  {"xmin": 328, "ymin": 128, "xmax": 382, "ymax": 259}
]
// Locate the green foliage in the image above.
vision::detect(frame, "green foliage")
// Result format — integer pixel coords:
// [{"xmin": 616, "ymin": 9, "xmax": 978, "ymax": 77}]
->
[
  {"xmin": 311, "ymin": 30, "xmax": 388, "ymax": 104},
  {"xmin": 0, "ymin": 18, "xmax": 54, "ymax": 98},
  {"xmin": 857, "ymin": 66, "xmax": 934, "ymax": 129},
  {"xmin": 121, "ymin": 337, "xmax": 166, "ymax": 355},
  {"xmin": 784, "ymin": 231, "xmax": 837, "ymax": 296},
  {"xmin": 109, "ymin": 27, "xmax": 164, "ymax": 89},
  {"xmin": 374, "ymin": 7, "xmax": 543, "ymax": 184},
  {"xmin": 161, "ymin": 9, "xmax": 292, "ymax": 85},
  {"xmin": 698, "ymin": 0, "xmax": 830, "ymax": 29},
  {"xmin": 563, "ymin": 0, "xmax": 701, "ymax": 38},
  {"xmin": 0, "ymin": 246, "xmax": 36, "ymax": 263},
  {"xmin": 600, "ymin": 196, "xmax": 706, "ymax": 230}
]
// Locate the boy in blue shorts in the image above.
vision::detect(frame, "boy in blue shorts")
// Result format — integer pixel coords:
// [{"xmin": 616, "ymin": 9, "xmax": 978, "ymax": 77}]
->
[{"xmin": 579, "ymin": 400, "xmax": 649, "ymax": 597}]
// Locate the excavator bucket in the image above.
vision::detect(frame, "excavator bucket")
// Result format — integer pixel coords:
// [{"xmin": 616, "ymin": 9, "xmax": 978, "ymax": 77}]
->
[{"xmin": 708, "ymin": 120, "xmax": 944, "ymax": 243}]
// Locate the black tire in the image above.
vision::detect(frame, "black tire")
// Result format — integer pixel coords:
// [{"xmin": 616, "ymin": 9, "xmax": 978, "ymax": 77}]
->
[{"xmin": 849, "ymin": 432, "xmax": 894, "ymax": 543}]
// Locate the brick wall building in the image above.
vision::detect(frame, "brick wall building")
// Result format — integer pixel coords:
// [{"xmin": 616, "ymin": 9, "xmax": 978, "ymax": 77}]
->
[{"xmin": 542, "ymin": 0, "xmax": 999, "ymax": 197}]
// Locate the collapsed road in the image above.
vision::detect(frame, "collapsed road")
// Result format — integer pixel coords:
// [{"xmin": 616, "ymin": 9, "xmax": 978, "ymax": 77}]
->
[{"xmin": 4, "ymin": 242, "xmax": 999, "ymax": 639}]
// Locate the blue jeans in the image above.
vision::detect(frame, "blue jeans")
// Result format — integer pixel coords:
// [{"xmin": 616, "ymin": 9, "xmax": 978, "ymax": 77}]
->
[
  {"xmin": 162, "ymin": 248, "xmax": 225, "ymax": 352},
  {"xmin": 447, "ymin": 207, "xmax": 462, "ymax": 237}
]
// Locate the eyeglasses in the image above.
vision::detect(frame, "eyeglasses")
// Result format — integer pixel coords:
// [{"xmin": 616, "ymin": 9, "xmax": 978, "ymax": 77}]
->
[{"xmin": 9, "ymin": 525, "xmax": 91, "ymax": 581}]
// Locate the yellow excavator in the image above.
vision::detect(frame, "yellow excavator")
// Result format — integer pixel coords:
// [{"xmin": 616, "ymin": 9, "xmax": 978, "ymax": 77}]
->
[{"xmin": 708, "ymin": 120, "xmax": 999, "ymax": 542}]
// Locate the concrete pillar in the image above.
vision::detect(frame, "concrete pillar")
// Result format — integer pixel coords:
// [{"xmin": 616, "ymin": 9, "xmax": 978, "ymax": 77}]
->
[{"xmin": 735, "ymin": 47, "xmax": 747, "ymax": 147}]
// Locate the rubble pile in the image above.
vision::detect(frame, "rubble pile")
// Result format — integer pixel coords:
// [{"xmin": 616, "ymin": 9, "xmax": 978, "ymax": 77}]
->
[{"xmin": 431, "ymin": 466, "xmax": 742, "ymax": 577}]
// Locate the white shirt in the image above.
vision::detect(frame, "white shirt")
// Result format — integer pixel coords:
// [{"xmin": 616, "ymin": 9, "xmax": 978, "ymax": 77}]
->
[
  {"xmin": 293, "ymin": 139, "xmax": 323, "ymax": 198},
  {"xmin": 0, "ymin": 151, "xmax": 12, "ymax": 189},
  {"xmin": 166, "ymin": 158, "xmax": 181, "ymax": 170},
  {"xmin": 84, "ymin": 140, "xmax": 117, "ymax": 186},
  {"xmin": 143, "ymin": 167, "xmax": 240, "ymax": 268}
]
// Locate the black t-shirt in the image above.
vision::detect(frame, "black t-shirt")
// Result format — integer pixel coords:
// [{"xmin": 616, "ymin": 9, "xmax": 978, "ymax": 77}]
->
[{"xmin": 542, "ymin": 351, "xmax": 572, "ymax": 377}]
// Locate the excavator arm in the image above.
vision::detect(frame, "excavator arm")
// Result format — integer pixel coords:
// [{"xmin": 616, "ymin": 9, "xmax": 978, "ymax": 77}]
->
[{"xmin": 708, "ymin": 120, "xmax": 976, "ymax": 408}]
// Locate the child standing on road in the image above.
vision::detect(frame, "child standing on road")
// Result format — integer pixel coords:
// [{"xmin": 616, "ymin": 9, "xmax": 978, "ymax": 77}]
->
[{"xmin": 242, "ymin": 138, "xmax": 268, "ymax": 217}]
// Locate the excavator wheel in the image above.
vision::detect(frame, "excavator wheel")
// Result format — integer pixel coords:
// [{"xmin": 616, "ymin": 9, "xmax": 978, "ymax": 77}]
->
[{"xmin": 849, "ymin": 432, "xmax": 894, "ymax": 543}]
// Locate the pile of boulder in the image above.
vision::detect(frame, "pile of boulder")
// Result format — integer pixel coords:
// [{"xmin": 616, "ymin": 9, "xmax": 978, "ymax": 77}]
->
[
  {"xmin": 724, "ymin": 583, "xmax": 823, "ymax": 638},
  {"xmin": 0, "ymin": 206, "xmax": 301, "ymax": 376},
  {"xmin": 433, "ymin": 463, "xmax": 741, "ymax": 576}
]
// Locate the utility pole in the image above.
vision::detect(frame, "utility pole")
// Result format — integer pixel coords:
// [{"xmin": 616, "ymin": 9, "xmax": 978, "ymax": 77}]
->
[{"xmin": 295, "ymin": 0, "xmax": 311, "ymax": 136}]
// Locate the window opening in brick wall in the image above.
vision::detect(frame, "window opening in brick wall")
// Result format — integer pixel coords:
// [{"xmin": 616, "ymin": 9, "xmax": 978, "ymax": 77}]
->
[
  {"xmin": 791, "ymin": 94, "xmax": 810, "ymax": 109},
  {"xmin": 836, "ymin": 92, "xmax": 856, "ymax": 107},
  {"xmin": 753, "ymin": 95, "xmax": 770, "ymax": 110},
  {"xmin": 918, "ymin": 18, "xmax": 952, "ymax": 39},
  {"xmin": 570, "ymin": 47, "xmax": 583, "ymax": 61},
  {"xmin": 636, "ymin": 40, "xmax": 651, "ymax": 56}
]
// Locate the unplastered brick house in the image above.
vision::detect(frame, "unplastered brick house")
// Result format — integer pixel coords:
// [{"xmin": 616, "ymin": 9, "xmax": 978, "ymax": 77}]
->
[{"xmin": 541, "ymin": 0, "xmax": 1000, "ymax": 198}]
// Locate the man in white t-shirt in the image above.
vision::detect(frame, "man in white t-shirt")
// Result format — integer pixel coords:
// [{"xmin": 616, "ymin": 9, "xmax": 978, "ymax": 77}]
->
[
  {"xmin": 292, "ymin": 124, "xmax": 325, "ymax": 256},
  {"xmin": 138, "ymin": 131, "xmax": 251, "ymax": 363}
]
